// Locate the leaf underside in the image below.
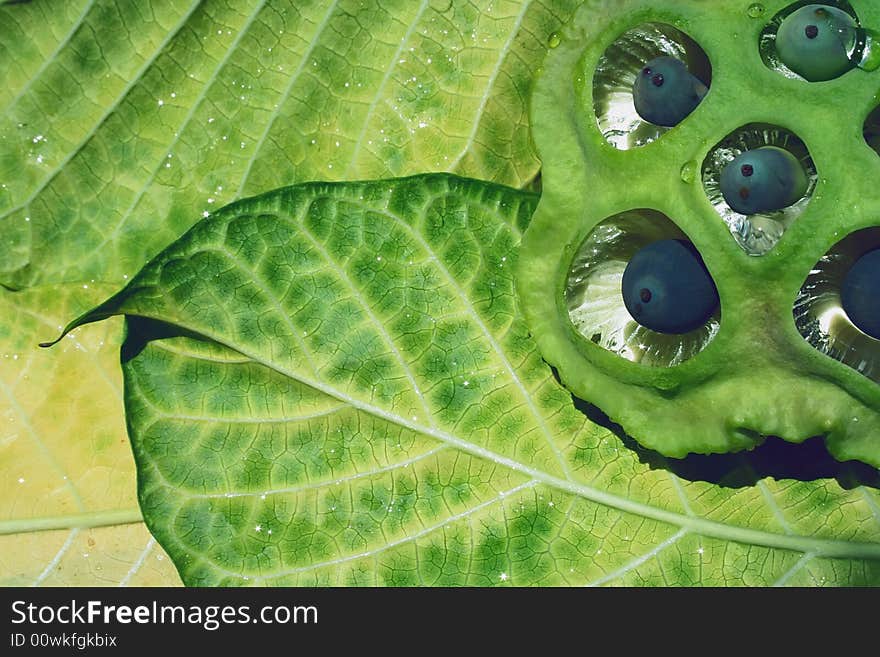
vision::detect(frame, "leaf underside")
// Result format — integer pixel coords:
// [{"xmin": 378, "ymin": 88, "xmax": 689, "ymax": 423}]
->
[
  {"xmin": 0, "ymin": 0, "xmax": 576, "ymax": 290},
  {"xmin": 65, "ymin": 174, "xmax": 880, "ymax": 586}
]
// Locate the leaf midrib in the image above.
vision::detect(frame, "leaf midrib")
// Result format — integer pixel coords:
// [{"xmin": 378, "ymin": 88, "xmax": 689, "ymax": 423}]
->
[
  {"xmin": 373, "ymin": 198, "xmax": 572, "ymax": 479},
  {"xmin": 0, "ymin": 508, "xmax": 143, "ymax": 535}
]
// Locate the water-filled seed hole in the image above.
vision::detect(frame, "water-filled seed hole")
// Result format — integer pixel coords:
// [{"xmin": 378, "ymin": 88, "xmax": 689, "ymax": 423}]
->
[
  {"xmin": 565, "ymin": 209, "xmax": 720, "ymax": 367},
  {"xmin": 702, "ymin": 123, "xmax": 817, "ymax": 256},
  {"xmin": 593, "ymin": 23, "xmax": 711, "ymax": 150}
]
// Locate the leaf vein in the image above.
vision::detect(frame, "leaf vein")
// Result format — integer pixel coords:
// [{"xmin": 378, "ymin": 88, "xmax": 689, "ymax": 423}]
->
[
  {"xmin": 343, "ymin": 0, "xmax": 432, "ymax": 176},
  {"xmin": 447, "ymin": 0, "xmax": 532, "ymax": 171},
  {"xmin": 586, "ymin": 529, "xmax": 687, "ymax": 587},
  {"xmin": 235, "ymin": 0, "xmax": 341, "ymax": 197},
  {"xmin": 32, "ymin": 528, "xmax": 80, "ymax": 586},
  {"xmin": 118, "ymin": 537, "xmax": 156, "ymax": 587}
]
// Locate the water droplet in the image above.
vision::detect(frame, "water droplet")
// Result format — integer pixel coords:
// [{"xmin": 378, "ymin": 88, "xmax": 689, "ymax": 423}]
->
[
  {"xmin": 856, "ymin": 29, "xmax": 880, "ymax": 72},
  {"xmin": 547, "ymin": 32, "xmax": 561, "ymax": 49},
  {"xmin": 679, "ymin": 161, "xmax": 696, "ymax": 183},
  {"xmin": 747, "ymin": 3, "xmax": 764, "ymax": 18}
]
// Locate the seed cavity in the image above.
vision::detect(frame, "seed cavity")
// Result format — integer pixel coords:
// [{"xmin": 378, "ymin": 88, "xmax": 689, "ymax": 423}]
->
[
  {"xmin": 701, "ymin": 123, "xmax": 817, "ymax": 256},
  {"xmin": 795, "ymin": 227, "xmax": 880, "ymax": 384},
  {"xmin": 592, "ymin": 22, "xmax": 711, "ymax": 150},
  {"xmin": 565, "ymin": 209, "xmax": 720, "ymax": 365}
]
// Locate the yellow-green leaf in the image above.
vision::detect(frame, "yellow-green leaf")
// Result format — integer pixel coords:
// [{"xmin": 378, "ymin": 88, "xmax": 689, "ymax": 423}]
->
[{"xmin": 0, "ymin": 283, "xmax": 181, "ymax": 586}]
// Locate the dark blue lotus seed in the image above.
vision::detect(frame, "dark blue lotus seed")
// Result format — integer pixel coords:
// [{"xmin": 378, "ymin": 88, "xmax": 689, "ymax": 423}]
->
[
  {"xmin": 841, "ymin": 248, "xmax": 880, "ymax": 340},
  {"xmin": 632, "ymin": 56, "xmax": 708, "ymax": 127},
  {"xmin": 621, "ymin": 239, "xmax": 719, "ymax": 334},
  {"xmin": 776, "ymin": 4, "xmax": 858, "ymax": 82},
  {"xmin": 720, "ymin": 146, "xmax": 808, "ymax": 215}
]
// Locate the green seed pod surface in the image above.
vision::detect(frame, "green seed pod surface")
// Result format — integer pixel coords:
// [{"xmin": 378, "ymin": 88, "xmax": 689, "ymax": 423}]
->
[{"xmin": 518, "ymin": 0, "xmax": 880, "ymax": 465}]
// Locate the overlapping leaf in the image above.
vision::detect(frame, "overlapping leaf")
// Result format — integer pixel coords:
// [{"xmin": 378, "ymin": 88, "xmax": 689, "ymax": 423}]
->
[{"xmin": 61, "ymin": 175, "xmax": 880, "ymax": 585}]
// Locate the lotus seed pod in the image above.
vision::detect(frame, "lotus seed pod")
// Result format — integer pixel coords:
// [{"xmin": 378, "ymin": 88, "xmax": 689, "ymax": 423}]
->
[{"xmin": 518, "ymin": 0, "xmax": 880, "ymax": 465}]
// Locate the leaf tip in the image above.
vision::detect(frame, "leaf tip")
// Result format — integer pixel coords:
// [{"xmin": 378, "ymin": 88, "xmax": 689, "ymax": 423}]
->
[{"xmin": 39, "ymin": 326, "xmax": 74, "ymax": 348}]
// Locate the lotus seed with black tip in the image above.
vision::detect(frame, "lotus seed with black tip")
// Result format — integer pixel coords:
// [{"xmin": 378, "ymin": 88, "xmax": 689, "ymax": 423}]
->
[
  {"xmin": 621, "ymin": 239, "xmax": 719, "ymax": 334},
  {"xmin": 632, "ymin": 56, "xmax": 708, "ymax": 127},
  {"xmin": 841, "ymin": 248, "xmax": 880, "ymax": 340},
  {"xmin": 776, "ymin": 4, "xmax": 858, "ymax": 81},
  {"xmin": 720, "ymin": 146, "xmax": 808, "ymax": 215}
]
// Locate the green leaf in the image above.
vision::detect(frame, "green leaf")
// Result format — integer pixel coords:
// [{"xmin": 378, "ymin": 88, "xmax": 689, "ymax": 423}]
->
[
  {"xmin": 0, "ymin": 0, "xmax": 576, "ymax": 289},
  {"xmin": 59, "ymin": 175, "xmax": 880, "ymax": 586}
]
